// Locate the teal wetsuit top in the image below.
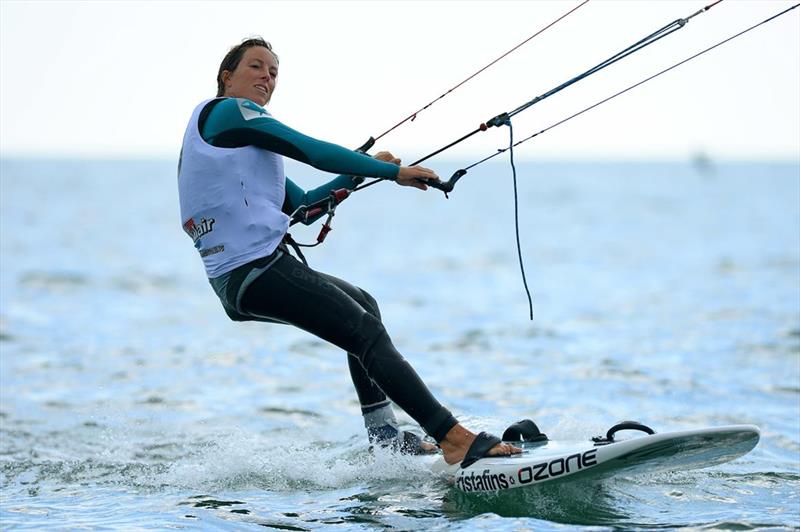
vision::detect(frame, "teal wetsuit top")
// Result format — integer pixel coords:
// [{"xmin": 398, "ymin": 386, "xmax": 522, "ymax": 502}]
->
[{"xmin": 198, "ymin": 98, "xmax": 399, "ymax": 224}]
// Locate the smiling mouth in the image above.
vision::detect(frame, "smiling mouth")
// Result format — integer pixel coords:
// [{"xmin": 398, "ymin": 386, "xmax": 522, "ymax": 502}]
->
[{"xmin": 255, "ymin": 85, "xmax": 268, "ymax": 96}]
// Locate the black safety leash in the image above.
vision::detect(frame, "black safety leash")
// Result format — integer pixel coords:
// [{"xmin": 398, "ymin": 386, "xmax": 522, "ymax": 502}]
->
[{"xmin": 505, "ymin": 120, "xmax": 536, "ymax": 320}]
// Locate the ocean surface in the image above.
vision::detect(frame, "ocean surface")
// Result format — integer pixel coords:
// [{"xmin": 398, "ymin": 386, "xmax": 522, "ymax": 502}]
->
[{"xmin": 1, "ymin": 158, "xmax": 798, "ymax": 530}]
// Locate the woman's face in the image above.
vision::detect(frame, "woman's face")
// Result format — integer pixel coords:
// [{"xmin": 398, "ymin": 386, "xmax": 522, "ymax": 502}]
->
[{"xmin": 221, "ymin": 46, "xmax": 278, "ymax": 106}]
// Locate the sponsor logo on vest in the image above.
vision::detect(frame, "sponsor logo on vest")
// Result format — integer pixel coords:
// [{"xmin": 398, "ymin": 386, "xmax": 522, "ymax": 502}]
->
[
  {"xmin": 183, "ymin": 217, "xmax": 215, "ymax": 243},
  {"xmin": 200, "ymin": 245, "xmax": 224, "ymax": 258}
]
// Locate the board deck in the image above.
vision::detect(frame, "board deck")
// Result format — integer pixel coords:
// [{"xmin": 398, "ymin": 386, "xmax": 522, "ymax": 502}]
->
[{"xmin": 431, "ymin": 425, "xmax": 760, "ymax": 493}]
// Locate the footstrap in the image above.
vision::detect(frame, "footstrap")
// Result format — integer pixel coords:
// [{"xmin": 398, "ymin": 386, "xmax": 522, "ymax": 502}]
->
[
  {"xmin": 592, "ymin": 420, "xmax": 655, "ymax": 445},
  {"xmin": 461, "ymin": 431, "xmax": 501, "ymax": 469},
  {"xmin": 502, "ymin": 419, "xmax": 548, "ymax": 443}
]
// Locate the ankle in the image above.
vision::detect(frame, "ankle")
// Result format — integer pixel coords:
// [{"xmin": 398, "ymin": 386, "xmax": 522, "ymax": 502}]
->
[{"xmin": 440, "ymin": 424, "xmax": 475, "ymax": 448}]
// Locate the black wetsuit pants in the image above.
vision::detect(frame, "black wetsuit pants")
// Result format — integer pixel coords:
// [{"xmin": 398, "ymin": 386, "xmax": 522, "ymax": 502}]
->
[{"xmin": 212, "ymin": 246, "xmax": 458, "ymax": 442}]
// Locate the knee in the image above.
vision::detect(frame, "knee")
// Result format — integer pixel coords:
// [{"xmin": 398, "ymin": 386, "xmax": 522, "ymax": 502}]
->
[
  {"xmin": 358, "ymin": 288, "xmax": 382, "ymax": 320},
  {"xmin": 351, "ymin": 312, "xmax": 388, "ymax": 364},
  {"xmin": 354, "ymin": 311, "xmax": 384, "ymax": 346}
]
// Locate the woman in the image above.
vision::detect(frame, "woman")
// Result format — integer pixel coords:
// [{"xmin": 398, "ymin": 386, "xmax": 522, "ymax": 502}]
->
[{"xmin": 178, "ymin": 37, "xmax": 520, "ymax": 466}]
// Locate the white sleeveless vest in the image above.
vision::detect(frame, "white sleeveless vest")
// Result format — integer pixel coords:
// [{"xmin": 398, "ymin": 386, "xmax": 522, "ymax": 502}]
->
[{"xmin": 178, "ymin": 99, "xmax": 289, "ymax": 278}]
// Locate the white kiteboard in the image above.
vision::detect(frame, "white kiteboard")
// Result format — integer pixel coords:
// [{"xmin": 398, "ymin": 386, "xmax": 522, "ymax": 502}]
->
[{"xmin": 431, "ymin": 422, "xmax": 760, "ymax": 493}]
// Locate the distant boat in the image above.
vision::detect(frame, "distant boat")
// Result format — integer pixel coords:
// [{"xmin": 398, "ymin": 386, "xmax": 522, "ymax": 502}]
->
[{"xmin": 691, "ymin": 150, "xmax": 715, "ymax": 176}]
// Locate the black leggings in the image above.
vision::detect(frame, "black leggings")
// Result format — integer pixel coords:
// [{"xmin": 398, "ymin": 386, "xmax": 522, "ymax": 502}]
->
[{"xmin": 215, "ymin": 247, "xmax": 458, "ymax": 442}]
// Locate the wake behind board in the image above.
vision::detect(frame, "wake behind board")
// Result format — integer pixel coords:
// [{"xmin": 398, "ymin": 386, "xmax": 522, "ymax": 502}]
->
[{"xmin": 431, "ymin": 423, "xmax": 760, "ymax": 493}]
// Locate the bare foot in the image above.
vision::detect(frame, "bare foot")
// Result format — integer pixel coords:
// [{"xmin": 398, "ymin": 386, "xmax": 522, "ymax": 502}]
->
[
  {"xmin": 438, "ymin": 423, "xmax": 521, "ymax": 465},
  {"xmin": 419, "ymin": 440, "xmax": 438, "ymax": 453}
]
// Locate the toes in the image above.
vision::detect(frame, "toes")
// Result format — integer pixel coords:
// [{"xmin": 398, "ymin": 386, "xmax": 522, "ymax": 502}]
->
[
  {"xmin": 488, "ymin": 442, "xmax": 521, "ymax": 456},
  {"xmin": 420, "ymin": 441, "xmax": 438, "ymax": 453},
  {"xmin": 501, "ymin": 443, "xmax": 522, "ymax": 455}
]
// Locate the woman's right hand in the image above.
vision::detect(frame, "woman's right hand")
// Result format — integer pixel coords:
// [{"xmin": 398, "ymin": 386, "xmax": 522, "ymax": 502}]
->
[{"xmin": 396, "ymin": 165, "xmax": 440, "ymax": 191}]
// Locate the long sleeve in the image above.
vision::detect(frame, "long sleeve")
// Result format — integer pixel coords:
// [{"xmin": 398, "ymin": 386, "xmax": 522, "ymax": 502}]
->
[{"xmin": 201, "ymin": 98, "xmax": 400, "ymax": 179}]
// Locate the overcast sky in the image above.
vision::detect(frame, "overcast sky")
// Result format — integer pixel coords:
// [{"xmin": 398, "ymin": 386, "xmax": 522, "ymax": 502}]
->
[{"xmin": 1, "ymin": 0, "xmax": 799, "ymax": 161}]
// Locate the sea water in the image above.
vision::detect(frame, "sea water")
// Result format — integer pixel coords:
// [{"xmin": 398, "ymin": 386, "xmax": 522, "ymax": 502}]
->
[{"xmin": 1, "ymin": 158, "xmax": 798, "ymax": 530}]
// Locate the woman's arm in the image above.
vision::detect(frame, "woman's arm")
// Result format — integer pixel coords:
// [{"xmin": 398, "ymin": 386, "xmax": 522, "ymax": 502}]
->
[
  {"xmin": 201, "ymin": 98, "xmax": 400, "ymax": 180},
  {"xmin": 282, "ymin": 148, "xmax": 403, "ymax": 224},
  {"xmin": 282, "ymin": 175, "xmax": 355, "ymax": 225}
]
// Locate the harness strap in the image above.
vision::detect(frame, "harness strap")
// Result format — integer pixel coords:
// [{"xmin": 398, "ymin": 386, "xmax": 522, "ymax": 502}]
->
[{"xmin": 282, "ymin": 233, "xmax": 309, "ymax": 265}]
